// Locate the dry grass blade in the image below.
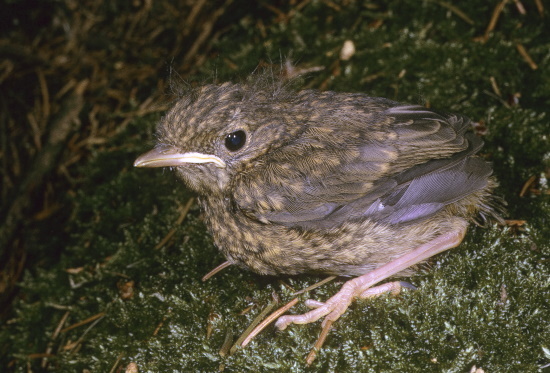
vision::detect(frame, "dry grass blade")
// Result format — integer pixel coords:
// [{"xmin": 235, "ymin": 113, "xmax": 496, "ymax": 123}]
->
[
  {"xmin": 0, "ymin": 80, "xmax": 88, "ymax": 252},
  {"xmin": 108, "ymin": 353, "xmax": 125, "ymax": 373},
  {"xmin": 239, "ymin": 298, "xmax": 299, "ymax": 349},
  {"xmin": 65, "ymin": 314, "xmax": 105, "ymax": 355},
  {"xmin": 435, "ymin": 1, "xmax": 474, "ymax": 25},
  {"xmin": 293, "ymin": 276, "xmax": 337, "ymax": 295},
  {"xmin": 534, "ymin": 0, "xmax": 544, "ymax": 15},
  {"xmin": 60, "ymin": 311, "xmax": 106, "ymax": 334},
  {"xmin": 154, "ymin": 198, "xmax": 195, "ymax": 250},
  {"xmin": 475, "ymin": 0, "xmax": 508, "ymax": 42},
  {"xmin": 519, "ymin": 175, "xmax": 537, "ymax": 197},
  {"xmin": 218, "ymin": 330, "xmax": 234, "ymax": 357},
  {"xmin": 231, "ymin": 296, "xmax": 280, "ymax": 354},
  {"xmin": 40, "ymin": 311, "xmax": 71, "ymax": 368},
  {"xmin": 516, "ymin": 44, "xmax": 538, "ymax": 70},
  {"xmin": 306, "ymin": 319, "xmax": 333, "ymax": 365}
]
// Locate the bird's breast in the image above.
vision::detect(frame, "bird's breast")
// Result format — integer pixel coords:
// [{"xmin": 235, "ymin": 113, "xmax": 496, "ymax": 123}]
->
[{"xmin": 197, "ymin": 196, "xmax": 459, "ymax": 277}]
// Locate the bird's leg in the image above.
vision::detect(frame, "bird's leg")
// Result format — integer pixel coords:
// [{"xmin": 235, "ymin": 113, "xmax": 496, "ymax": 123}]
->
[
  {"xmin": 201, "ymin": 261, "xmax": 232, "ymax": 282},
  {"xmin": 302, "ymin": 281, "xmax": 417, "ymax": 365},
  {"xmin": 303, "ymin": 281, "xmax": 417, "ymax": 310},
  {"xmin": 275, "ymin": 223, "xmax": 467, "ymax": 330}
]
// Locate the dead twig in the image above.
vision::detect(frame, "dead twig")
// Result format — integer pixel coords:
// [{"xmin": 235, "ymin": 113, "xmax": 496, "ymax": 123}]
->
[
  {"xmin": 435, "ymin": 1, "xmax": 474, "ymax": 25},
  {"xmin": 475, "ymin": 0, "xmax": 508, "ymax": 42},
  {"xmin": 306, "ymin": 319, "xmax": 333, "ymax": 365},
  {"xmin": 516, "ymin": 43, "xmax": 538, "ymax": 70},
  {"xmin": 60, "ymin": 311, "xmax": 105, "ymax": 334},
  {"xmin": 293, "ymin": 276, "xmax": 337, "ymax": 296},
  {"xmin": 534, "ymin": 0, "xmax": 544, "ymax": 16},
  {"xmin": 0, "ymin": 80, "xmax": 88, "ymax": 255},
  {"xmin": 154, "ymin": 198, "xmax": 195, "ymax": 250},
  {"xmin": 182, "ymin": 0, "xmax": 234, "ymax": 66},
  {"xmin": 41, "ymin": 310, "xmax": 71, "ymax": 368},
  {"xmin": 239, "ymin": 297, "xmax": 299, "ymax": 349},
  {"xmin": 231, "ymin": 294, "xmax": 281, "ymax": 354}
]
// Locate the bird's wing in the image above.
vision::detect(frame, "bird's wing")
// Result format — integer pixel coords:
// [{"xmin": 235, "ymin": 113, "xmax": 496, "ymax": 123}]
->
[{"xmin": 233, "ymin": 104, "xmax": 490, "ymax": 229}]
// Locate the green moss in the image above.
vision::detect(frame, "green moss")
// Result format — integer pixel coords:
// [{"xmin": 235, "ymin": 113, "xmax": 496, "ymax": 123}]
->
[{"xmin": 3, "ymin": 0, "xmax": 549, "ymax": 372}]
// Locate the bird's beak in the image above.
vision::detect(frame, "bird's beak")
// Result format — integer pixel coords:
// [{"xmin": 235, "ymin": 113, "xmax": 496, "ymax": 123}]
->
[{"xmin": 134, "ymin": 145, "xmax": 226, "ymax": 168}]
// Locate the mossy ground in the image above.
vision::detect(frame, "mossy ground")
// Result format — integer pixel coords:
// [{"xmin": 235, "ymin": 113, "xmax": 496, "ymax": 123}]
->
[{"xmin": 1, "ymin": 1, "xmax": 549, "ymax": 372}]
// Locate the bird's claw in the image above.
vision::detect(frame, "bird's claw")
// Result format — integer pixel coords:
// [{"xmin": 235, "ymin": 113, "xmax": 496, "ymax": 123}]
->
[
  {"xmin": 257, "ymin": 229, "xmax": 466, "ymax": 364},
  {"xmin": 275, "ymin": 280, "xmax": 410, "ymax": 330},
  {"xmin": 274, "ymin": 280, "xmax": 413, "ymax": 365},
  {"xmin": 275, "ymin": 279, "xmax": 359, "ymax": 330}
]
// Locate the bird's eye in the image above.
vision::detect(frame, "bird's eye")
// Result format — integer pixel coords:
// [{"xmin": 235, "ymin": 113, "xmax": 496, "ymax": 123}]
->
[{"xmin": 224, "ymin": 130, "xmax": 247, "ymax": 151}]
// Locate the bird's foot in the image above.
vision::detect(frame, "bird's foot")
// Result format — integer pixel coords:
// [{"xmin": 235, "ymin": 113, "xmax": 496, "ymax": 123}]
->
[
  {"xmin": 302, "ymin": 280, "xmax": 416, "ymax": 308},
  {"xmin": 275, "ymin": 280, "xmax": 414, "ymax": 330},
  {"xmin": 275, "ymin": 225, "xmax": 467, "ymax": 364},
  {"xmin": 240, "ymin": 225, "xmax": 467, "ymax": 365},
  {"xmin": 276, "ymin": 225, "xmax": 466, "ymax": 332},
  {"xmin": 275, "ymin": 280, "xmax": 414, "ymax": 365}
]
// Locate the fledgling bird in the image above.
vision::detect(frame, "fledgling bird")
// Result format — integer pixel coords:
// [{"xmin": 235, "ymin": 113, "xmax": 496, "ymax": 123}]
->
[{"xmin": 134, "ymin": 73, "xmax": 502, "ymax": 354}]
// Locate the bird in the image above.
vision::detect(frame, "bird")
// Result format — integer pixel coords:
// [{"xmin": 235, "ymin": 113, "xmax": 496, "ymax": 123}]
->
[{"xmin": 134, "ymin": 72, "xmax": 502, "ymax": 361}]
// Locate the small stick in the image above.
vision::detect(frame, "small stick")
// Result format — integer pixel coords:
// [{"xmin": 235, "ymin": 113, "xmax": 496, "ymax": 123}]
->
[
  {"xmin": 306, "ymin": 319, "xmax": 334, "ymax": 365},
  {"xmin": 513, "ymin": 0, "xmax": 526, "ymax": 15},
  {"xmin": 240, "ymin": 298, "xmax": 299, "ymax": 348},
  {"xmin": 37, "ymin": 68, "xmax": 50, "ymax": 130},
  {"xmin": 476, "ymin": 0, "xmax": 508, "ymax": 42},
  {"xmin": 108, "ymin": 353, "xmax": 124, "ymax": 373},
  {"xmin": 436, "ymin": 1, "xmax": 474, "ymax": 25},
  {"xmin": 486, "ymin": 0, "xmax": 508, "ymax": 37},
  {"xmin": 516, "ymin": 44, "xmax": 538, "ymax": 70},
  {"xmin": 489, "ymin": 76, "xmax": 502, "ymax": 98},
  {"xmin": 41, "ymin": 311, "xmax": 71, "ymax": 368},
  {"xmin": 505, "ymin": 219, "xmax": 526, "ymax": 226},
  {"xmin": 231, "ymin": 296, "xmax": 280, "ymax": 354},
  {"xmin": 519, "ymin": 175, "xmax": 537, "ymax": 197},
  {"xmin": 153, "ymin": 309, "xmax": 172, "ymax": 336},
  {"xmin": 60, "ymin": 311, "xmax": 106, "ymax": 333},
  {"xmin": 154, "ymin": 198, "xmax": 194, "ymax": 250},
  {"xmin": 219, "ymin": 330, "xmax": 234, "ymax": 357},
  {"xmin": 52, "ymin": 311, "xmax": 71, "ymax": 339},
  {"xmin": 293, "ymin": 276, "xmax": 337, "ymax": 295},
  {"xmin": 534, "ymin": 0, "xmax": 544, "ymax": 16},
  {"xmin": 67, "ymin": 315, "xmax": 105, "ymax": 354}
]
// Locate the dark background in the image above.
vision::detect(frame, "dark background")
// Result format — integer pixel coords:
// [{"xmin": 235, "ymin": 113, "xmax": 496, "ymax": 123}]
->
[{"xmin": 1, "ymin": 0, "xmax": 548, "ymax": 371}]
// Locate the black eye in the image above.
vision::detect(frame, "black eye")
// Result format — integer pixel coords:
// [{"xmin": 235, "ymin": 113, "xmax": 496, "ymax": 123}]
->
[{"xmin": 224, "ymin": 130, "xmax": 246, "ymax": 151}]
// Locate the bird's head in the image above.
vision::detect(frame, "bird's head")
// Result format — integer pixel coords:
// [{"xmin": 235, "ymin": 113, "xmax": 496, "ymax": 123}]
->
[{"xmin": 134, "ymin": 80, "xmax": 305, "ymax": 196}]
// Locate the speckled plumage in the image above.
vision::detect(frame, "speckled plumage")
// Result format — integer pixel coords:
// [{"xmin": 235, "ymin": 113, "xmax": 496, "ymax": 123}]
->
[
  {"xmin": 137, "ymin": 77, "xmax": 500, "ymax": 277},
  {"xmin": 134, "ymin": 74, "xmax": 503, "ymax": 358}
]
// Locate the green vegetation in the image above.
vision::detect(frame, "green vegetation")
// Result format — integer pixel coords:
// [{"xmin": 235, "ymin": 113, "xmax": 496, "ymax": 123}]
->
[{"xmin": 1, "ymin": 1, "xmax": 548, "ymax": 371}]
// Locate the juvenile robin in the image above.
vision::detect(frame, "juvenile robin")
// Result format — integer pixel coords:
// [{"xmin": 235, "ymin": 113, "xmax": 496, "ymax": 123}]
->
[{"xmin": 134, "ymin": 73, "xmax": 502, "ymax": 360}]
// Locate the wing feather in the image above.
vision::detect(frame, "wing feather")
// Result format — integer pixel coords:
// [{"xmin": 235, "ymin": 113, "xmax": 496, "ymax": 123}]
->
[{"xmin": 233, "ymin": 99, "xmax": 489, "ymax": 229}]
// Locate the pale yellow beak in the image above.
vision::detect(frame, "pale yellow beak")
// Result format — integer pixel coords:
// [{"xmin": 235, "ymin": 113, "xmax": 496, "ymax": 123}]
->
[{"xmin": 134, "ymin": 145, "xmax": 226, "ymax": 168}]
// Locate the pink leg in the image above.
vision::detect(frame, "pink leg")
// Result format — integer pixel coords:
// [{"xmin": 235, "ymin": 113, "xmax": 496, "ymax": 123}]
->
[
  {"xmin": 359, "ymin": 280, "xmax": 416, "ymax": 298},
  {"xmin": 275, "ymin": 223, "xmax": 467, "ymax": 330},
  {"xmin": 303, "ymin": 281, "xmax": 416, "ymax": 310}
]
